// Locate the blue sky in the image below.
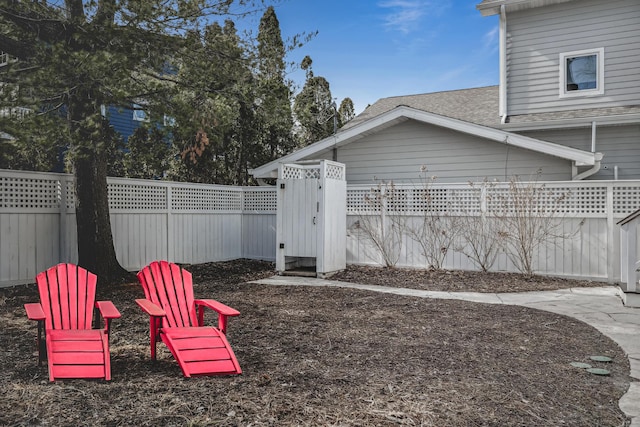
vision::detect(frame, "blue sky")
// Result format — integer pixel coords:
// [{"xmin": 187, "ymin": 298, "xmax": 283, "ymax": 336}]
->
[{"xmin": 255, "ymin": 0, "xmax": 500, "ymax": 115}]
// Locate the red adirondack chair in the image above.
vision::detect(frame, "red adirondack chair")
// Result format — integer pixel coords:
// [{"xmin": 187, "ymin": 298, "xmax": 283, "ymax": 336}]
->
[
  {"xmin": 136, "ymin": 261, "xmax": 242, "ymax": 377},
  {"xmin": 24, "ymin": 263, "xmax": 121, "ymax": 381}
]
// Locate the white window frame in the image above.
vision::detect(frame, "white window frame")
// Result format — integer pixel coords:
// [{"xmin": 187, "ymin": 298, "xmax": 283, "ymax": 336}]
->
[
  {"xmin": 163, "ymin": 114, "xmax": 176, "ymax": 127},
  {"xmin": 0, "ymin": 51, "xmax": 16, "ymax": 67},
  {"xmin": 559, "ymin": 48, "xmax": 604, "ymax": 98},
  {"xmin": 132, "ymin": 103, "xmax": 149, "ymax": 122}
]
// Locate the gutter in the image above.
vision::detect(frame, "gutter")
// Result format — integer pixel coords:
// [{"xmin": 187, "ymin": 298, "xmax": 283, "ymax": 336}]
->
[{"xmin": 499, "ymin": 113, "xmax": 640, "ymax": 132}]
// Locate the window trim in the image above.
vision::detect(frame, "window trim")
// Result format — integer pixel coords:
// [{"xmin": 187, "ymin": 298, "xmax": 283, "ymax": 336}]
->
[
  {"xmin": 132, "ymin": 104, "xmax": 149, "ymax": 122},
  {"xmin": 0, "ymin": 51, "xmax": 17, "ymax": 67},
  {"xmin": 559, "ymin": 48, "xmax": 604, "ymax": 98}
]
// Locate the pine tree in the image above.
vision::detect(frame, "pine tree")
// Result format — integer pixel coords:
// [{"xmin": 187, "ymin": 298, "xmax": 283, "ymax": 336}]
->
[
  {"xmin": 293, "ymin": 56, "xmax": 336, "ymax": 146},
  {"xmin": 255, "ymin": 6, "xmax": 295, "ymax": 164},
  {"xmin": 0, "ymin": 1, "xmax": 263, "ymax": 287},
  {"xmin": 338, "ymin": 97, "xmax": 356, "ymax": 127}
]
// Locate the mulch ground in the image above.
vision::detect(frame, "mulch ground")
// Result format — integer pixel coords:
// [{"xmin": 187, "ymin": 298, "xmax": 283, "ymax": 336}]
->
[{"xmin": 0, "ymin": 260, "xmax": 630, "ymax": 426}]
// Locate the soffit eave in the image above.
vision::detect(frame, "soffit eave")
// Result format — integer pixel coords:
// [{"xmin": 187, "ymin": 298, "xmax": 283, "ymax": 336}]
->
[{"xmin": 477, "ymin": 0, "xmax": 575, "ymax": 16}]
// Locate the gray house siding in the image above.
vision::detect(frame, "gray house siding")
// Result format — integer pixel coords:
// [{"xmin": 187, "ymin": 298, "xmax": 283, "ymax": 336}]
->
[
  {"xmin": 522, "ymin": 124, "xmax": 640, "ymax": 179},
  {"xmin": 506, "ymin": 0, "xmax": 640, "ymax": 116},
  {"xmin": 328, "ymin": 120, "xmax": 571, "ymax": 184}
]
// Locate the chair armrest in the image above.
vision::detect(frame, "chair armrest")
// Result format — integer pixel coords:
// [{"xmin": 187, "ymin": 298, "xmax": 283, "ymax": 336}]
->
[
  {"xmin": 195, "ymin": 299, "xmax": 240, "ymax": 317},
  {"xmin": 95, "ymin": 301, "xmax": 121, "ymax": 319},
  {"xmin": 135, "ymin": 299, "xmax": 166, "ymax": 317},
  {"xmin": 24, "ymin": 303, "xmax": 46, "ymax": 321},
  {"xmin": 195, "ymin": 299, "xmax": 239, "ymax": 335}
]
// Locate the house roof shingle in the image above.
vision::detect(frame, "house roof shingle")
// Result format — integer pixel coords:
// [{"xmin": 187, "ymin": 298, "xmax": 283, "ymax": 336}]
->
[
  {"xmin": 344, "ymin": 86, "xmax": 501, "ymax": 130},
  {"xmin": 345, "ymin": 85, "xmax": 640, "ymax": 131}
]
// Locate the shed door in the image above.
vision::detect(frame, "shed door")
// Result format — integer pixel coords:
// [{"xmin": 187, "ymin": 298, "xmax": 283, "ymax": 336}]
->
[{"xmin": 282, "ymin": 178, "xmax": 318, "ymax": 257}]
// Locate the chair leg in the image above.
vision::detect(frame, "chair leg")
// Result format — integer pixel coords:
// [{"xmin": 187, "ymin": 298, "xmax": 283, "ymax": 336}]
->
[
  {"xmin": 37, "ymin": 321, "xmax": 45, "ymax": 365},
  {"xmin": 149, "ymin": 317, "xmax": 159, "ymax": 360}
]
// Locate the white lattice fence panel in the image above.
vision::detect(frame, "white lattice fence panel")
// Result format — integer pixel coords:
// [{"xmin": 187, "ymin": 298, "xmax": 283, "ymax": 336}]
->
[
  {"xmin": 326, "ymin": 163, "xmax": 345, "ymax": 180},
  {"xmin": 0, "ymin": 174, "xmax": 61, "ymax": 210},
  {"xmin": 108, "ymin": 182, "xmax": 167, "ymax": 210},
  {"xmin": 614, "ymin": 186, "xmax": 640, "ymax": 215},
  {"xmin": 385, "ymin": 186, "xmax": 411, "ymax": 213},
  {"xmin": 484, "ymin": 183, "xmax": 604, "ymax": 216},
  {"xmin": 347, "ymin": 187, "xmax": 381, "ymax": 213},
  {"xmin": 558, "ymin": 185, "xmax": 607, "ymax": 215},
  {"xmin": 409, "ymin": 187, "xmax": 482, "ymax": 214},
  {"xmin": 171, "ymin": 186, "xmax": 242, "ymax": 211},
  {"xmin": 350, "ymin": 186, "xmax": 483, "ymax": 215},
  {"xmin": 281, "ymin": 164, "xmax": 321, "ymax": 180},
  {"xmin": 243, "ymin": 188, "xmax": 277, "ymax": 212},
  {"xmin": 62, "ymin": 178, "xmax": 75, "ymax": 210}
]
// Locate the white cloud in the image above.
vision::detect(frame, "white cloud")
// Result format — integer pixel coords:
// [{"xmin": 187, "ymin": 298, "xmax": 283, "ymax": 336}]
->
[
  {"xmin": 378, "ymin": 0, "xmax": 431, "ymax": 34},
  {"xmin": 482, "ymin": 26, "xmax": 499, "ymax": 53}
]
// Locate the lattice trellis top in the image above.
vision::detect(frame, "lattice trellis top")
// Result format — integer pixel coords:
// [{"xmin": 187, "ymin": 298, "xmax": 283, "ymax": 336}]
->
[{"xmin": 279, "ymin": 162, "xmax": 345, "ymax": 181}]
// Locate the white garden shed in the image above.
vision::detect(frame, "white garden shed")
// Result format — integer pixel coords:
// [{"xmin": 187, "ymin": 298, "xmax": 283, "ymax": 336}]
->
[{"xmin": 275, "ymin": 160, "xmax": 346, "ymax": 278}]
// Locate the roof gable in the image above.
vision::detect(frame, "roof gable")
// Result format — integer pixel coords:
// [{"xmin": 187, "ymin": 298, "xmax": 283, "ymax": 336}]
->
[{"xmin": 250, "ymin": 105, "xmax": 601, "ymax": 179}]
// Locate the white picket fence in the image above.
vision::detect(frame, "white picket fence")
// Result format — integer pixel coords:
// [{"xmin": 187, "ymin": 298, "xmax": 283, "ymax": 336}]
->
[{"xmin": 2, "ymin": 168, "xmax": 640, "ymax": 286}]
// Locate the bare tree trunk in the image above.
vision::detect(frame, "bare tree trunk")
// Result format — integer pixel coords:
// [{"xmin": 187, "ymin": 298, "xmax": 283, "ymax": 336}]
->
[
  {"xmin": 74, "ymin": 150, "xmax": 132, "ymax": 287},
  {"xmin": 70, "ymin": 94, "xmax": 132, "ymax": 289}
]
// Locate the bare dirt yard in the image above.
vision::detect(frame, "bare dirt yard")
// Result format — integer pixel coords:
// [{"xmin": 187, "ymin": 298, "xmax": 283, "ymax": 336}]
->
[{"xmin": 0, "ymin": 260, "xmax": 630, "ymax": 426}]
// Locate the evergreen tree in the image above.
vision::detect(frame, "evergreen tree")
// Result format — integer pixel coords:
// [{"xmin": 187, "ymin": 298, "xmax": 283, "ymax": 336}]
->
[
  {"xmin": 0, "ymin": 0, "xmax": 264, "ymax": 286},
  {"xmin": 170, "ymin": 20, "xmax": 258, "ymax": 185},
  {"xmin": 123, "ymin": 127, "xmax": 171, "ymax": 180},
  {"xmin": 338, "ymin": 97, "xmax": 356, "ymax": 127},
  {"xmin": 255, "ymin": 6, "xmax": 295, "ymax": 164},
  {"xmin": 293, "ymin": 56, "xmax": 336, "ymax": 146}
]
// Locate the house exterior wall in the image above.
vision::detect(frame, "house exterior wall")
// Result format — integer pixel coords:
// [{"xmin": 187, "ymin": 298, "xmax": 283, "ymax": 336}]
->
[
  {"xmin": 506, "ymin": 0, "xmax": 640, "ymax": 116},
  {"xmin": 332, "ymin": 120, "xmax": 571, "ymax": 184},
  {"xmin": 521, "ymin": 124, "xmax": 640, "ymax": 179},
  {"xmin": 105, "ymin": 105, "xmax": 145, "ymax": 141}
]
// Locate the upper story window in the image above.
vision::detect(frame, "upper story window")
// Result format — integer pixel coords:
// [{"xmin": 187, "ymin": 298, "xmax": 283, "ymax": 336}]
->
[
  {"xmin": 132, "ymin": 104, "xmax": 149, "ymax": 122},
  {"xmin": 559, "ymin": 48, "xmax": 604, "ymax": 98},
  {"xmin": 0, "ymin": 51, "xmax": 17, "ymax": 67}
]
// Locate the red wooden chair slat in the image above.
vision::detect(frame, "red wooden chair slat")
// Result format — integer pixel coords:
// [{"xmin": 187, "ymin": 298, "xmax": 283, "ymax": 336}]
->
[
  {"xmin": 186, "ymin": 360, "xmax": 239, "ymax": 376},
  {"xmin": 24, "ymin": 264, "xmax": 121, "ymax": 382},
  {"xmin": 53, "ymin": 365, "xmax": 108, "ymax": 379},
  {"xmin": 136, "ymin": 261, "xmax": 242, "ymax": 377},
  {"xmin": 160, "ymin": 262, "xmax": 185, "ymax": 327},
  {"xmin": 179, "ymin": 348, "xmax": 231, "ymax": 362}
]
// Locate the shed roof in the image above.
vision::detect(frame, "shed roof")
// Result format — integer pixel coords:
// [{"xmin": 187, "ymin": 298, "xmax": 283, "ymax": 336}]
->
[
  {"xmin": 250, "ymin": 105, "xmax": 602, "ymax": 179},
  {"xmin": 343, "ymin": 86, "xmax": 501, "ymax": 130}
]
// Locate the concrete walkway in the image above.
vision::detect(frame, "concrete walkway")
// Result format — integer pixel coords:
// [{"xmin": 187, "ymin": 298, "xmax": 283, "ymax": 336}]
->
[{"xmin": 251, "ymin": 275, "xmax": 640, "ymax": 427}]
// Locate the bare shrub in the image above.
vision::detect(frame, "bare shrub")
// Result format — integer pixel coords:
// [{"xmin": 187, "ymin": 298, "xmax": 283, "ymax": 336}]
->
[
  {"xmin": 351, "ymin": 181, "xmax": 406, "ymax": 268},
  {"xmin": 406, "ymin": 171, "xmax": 461, "ymax": 270},
  {"xmin": 456, "ymin": 180, "xmax": 505, "ymax": 272},
  {"xmin": 491, "ymin": 173, "xmax": 580, "ymax": 277}
]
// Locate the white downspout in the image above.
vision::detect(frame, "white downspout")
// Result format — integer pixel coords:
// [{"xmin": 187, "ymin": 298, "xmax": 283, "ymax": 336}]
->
[
  {"xmin": 573, "ymin": 153, "xmax": 603, "ymax": 180},
  {"xmin": 499, "ymin": 5, "xmax": 508, "ymax": 124},
  {"xmin": 573, "ymin": 121, "xmax": 602, "ymax": 180}
]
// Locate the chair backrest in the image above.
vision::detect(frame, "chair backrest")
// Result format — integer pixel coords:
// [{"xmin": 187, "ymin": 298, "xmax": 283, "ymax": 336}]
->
[
  {"xmin": 35, "ymin": 263, "xmax": 96, "ymax": 331},
  {"xmin": 137, "ymin": 261, "xmax": 198, "ymax": 328}
]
